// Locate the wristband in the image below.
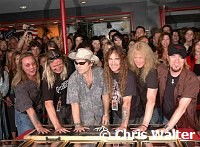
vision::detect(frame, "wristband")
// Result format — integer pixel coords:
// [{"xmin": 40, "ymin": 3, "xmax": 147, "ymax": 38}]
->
[
  {"xmin": 164, "ymin": 124, "xmax": 171, "ymax": 131},
  {"xmin": 74, "ymin": 123, "xmax": 81, "ymax": 126}
]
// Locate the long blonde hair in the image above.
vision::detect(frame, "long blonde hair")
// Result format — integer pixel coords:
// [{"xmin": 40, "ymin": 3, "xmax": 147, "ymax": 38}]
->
[
  {"xmin": 128, "ymin": 41, "xmax": 157, "ymax": 82},
  {"xmin": 12, "ymin": 52, "xmax": 40, "ymax": 87},
  {"xmin": 42, "ymin": 49, "xmax": 67, "ymax": 89}
]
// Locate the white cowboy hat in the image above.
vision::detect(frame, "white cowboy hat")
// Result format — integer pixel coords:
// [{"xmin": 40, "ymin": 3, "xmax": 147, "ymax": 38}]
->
[{"xmin": 68, "ymin": 48, "xmax": 99, "ymax": 64}]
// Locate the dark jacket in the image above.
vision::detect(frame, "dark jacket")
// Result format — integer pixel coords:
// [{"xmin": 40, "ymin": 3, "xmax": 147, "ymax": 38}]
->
[{"xmin": 157, "ymin": 64, "xmax": 200, "ymax": 130}]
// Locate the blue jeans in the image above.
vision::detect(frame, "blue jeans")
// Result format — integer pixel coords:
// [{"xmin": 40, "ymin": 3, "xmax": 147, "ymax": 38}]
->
[
  {"xmin": 15, "ymin": 110, "xmax": 34, "ymax": 135},
  {"xmin": 149, "ymin": 107, "xmax": 161, "ymax": 124}
]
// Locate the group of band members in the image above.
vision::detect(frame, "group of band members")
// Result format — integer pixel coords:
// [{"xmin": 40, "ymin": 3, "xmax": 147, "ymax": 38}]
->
[{"xmin": 9, "ymin": 41, "xmax": 200, "ymax": 137}]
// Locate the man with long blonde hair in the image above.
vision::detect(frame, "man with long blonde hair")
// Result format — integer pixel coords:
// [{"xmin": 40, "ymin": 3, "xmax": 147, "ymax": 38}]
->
[
  {"xmin": 42, "ymin": 49, "xmax": 75, "ymax": 133},
  {"xmin": 128, "ymin": 41, "xmax": 159, "ymax": 131},
  {"xmin": 12, "ymin": 52, "xmax": 49, "ymax": 135}
]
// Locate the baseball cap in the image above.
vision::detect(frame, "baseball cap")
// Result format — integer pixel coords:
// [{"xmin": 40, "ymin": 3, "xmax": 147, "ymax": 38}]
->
[{"xmin": 168, "ymin": 44, "xmax": 187, "ymax": 59}]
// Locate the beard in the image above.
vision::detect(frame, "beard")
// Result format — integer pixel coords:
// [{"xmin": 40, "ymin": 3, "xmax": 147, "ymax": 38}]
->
[{"xmin": 170, "ymin": 66, "xmax": 182, "ymax": 72}]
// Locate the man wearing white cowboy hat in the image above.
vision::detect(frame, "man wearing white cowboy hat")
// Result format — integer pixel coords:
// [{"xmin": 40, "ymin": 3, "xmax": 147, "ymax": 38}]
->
[
  {"xmin": 67, "ymin": 48, "xmax": 109, "ymax": 132},
  {"xmin": 68, "ymin": 48, "xmax": 99, "ymax": 65}
]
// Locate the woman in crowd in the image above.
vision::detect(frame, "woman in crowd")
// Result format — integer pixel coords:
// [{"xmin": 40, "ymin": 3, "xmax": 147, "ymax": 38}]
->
[
  {"xmin": 51, "ymin": 36, "xmax": 64, "ymax": 53},
  {"xmin": 102, "ymin": 41, "xmax": 114, "ymax": 57},
  {"xmin": 183, "ymin": 28, "xmax": 195, "ymax": 55},
  {"xmin": 100, "ymin": 36, "xmax": 109, "ymax": 49},
  {"xmin": 157, "ymin": 32, "xmax": 171, "ymax": 64},
  {"xmin": 0, "ymin": 40, "xmax": 8, "ymax": 53},
  {"xmin": 8, "ymin": 37, "xmax": 18, "ymax": 50},
  {"xmin": 112, "ymin": 32, "xmax": 126, "ymax": 52},
  {"xmin": 12, "ymin": 52, "xmax": 49, "ymax": 135},
  {"xmin": 187, "ymin": 39, "xmax": 200, "ymax": 80},
  {"xmin": 0, "ymin": 60, "xmax": 9, "ymax": 139},
  {"xmin": 0, "ymin": 40, "xmax": 8, "ymax": 64},
  {"xmin": 91, "ymin": 36, "xmax": 103, "ymax": 67},
  {"xmin": 5, "ymin": 50, "xmax": 21, "ymax": 139},
  {"xmin": 74, "ymin": 34, "xmax": 84, "ymax": 51},
  {"xmin": 18, "ymin": 31, "xmax": 32, "ymax": 53},
  {"xmin": 10, "ymin": 51, "xmax": 21, "ymax": 73},
  {"xmin": 5, "ymin": 49, "xmax": 14, "ymax": 72},
  {"xmin": 67, "ymin": 36, "xmax": 74, "ymax": 53},
  {"xmin": 42, "ymin": 49, "xmax": 75, "ymax": 133},
  {"xmin": 128, "ymin": 41, "xmax": 159, "ymax": 131},
  {"xmin": 104, "ymin": 45, "xmax": 137, "ymax": 129}
]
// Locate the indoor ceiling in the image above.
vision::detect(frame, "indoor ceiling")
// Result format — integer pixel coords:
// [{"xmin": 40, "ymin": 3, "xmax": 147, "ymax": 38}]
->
[
  {"xmin": 0, "ymin": 0, "xmax": 144, "ymax": 14},
  {"xmin": 0, "ymin": 0, "xmax": 195, "ymax": 14},
  {"xmin": 0, "ymin": 0, "xmax": 198, "ymax": 28},
  {"xmin": 0, "ymin": 0, "xmax": 138, "ymax": 28}
]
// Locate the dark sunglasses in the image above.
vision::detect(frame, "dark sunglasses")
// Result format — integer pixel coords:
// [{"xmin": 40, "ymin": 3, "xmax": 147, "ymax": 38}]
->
[
  {"xmin": 49, "ymin": 54, "xmax": 61, "ymax": 60},
  {"xmin": 74, "ymin": 61, "xmax": 87, "ymax": 65}
]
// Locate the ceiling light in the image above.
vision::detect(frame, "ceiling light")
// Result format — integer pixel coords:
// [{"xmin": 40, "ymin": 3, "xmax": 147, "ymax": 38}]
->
[
  {"xmin": 81, "ymin": 1, "xmax": 87, "ymax": 4},
  {"xmin": 9, "ymin": 26, "xmax": 13, "ymax": 27},
  {"xmin": 123, "ymin": 17, "xmax": 128, "ymax": 19},
  {"xmin": 19, "ymin": 6, "xmax": 27, "ymax": 9},
  {"xmin": 100, "ymin": 18, "xmax": 104, "ymax": 21},
  {"xmin": 30, "ymin": 24, "xmax": 35, "ymax": 26},
  {"xmin": 53, "ymin": 21, "xmax": 58, "ymax": 24}
]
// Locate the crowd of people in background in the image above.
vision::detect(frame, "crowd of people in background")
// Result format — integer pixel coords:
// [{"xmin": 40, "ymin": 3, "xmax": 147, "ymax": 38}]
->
[{"xmin": 0, "ymin": 24, "xmax": 200, "ymax": 140}]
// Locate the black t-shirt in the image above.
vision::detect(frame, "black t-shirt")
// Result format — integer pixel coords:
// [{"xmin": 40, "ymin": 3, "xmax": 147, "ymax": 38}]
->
[
  {"xmin": 42, "ymin": 60, "xmax": 75, "ymax": 107},
  {"xmin": 7, "ymin": 70, "xmax": 15, "ymax": 102},
  {"xmin": 112, "ymin": 69, "xmax": 137, "ymax": 118},
  {"xmin": 163, "ymin": 73, "xmax": 179, "ymax": 120},
  {"xmin": 42, "ymin": 74, "xmax": 68, "ymax": 106},
  {"xmin": 137, "ymin": 68, "xmax": 158, "ymax": 113},
  {"xmin": 193, "ymin": 64, "xmax": 200, "ymax": 76}
]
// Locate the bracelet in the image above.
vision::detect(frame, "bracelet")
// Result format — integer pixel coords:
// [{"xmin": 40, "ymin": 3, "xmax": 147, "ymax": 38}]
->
[
  {"xmin": 74, "ymin": 123, "xmax": 81, "ymax": 126},
  {"xmin": 141, "ymin": 125, "xmax": 148, "ymax": 128},
  {"xmin": 164, "ymin": 124, "xmax": 171, "ymax": 131}
]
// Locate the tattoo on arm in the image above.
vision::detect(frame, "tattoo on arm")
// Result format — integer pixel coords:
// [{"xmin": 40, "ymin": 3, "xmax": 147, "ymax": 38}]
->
[{"xmin": 122, "ymin": 107, "xmax": 128, "ymax": 123}]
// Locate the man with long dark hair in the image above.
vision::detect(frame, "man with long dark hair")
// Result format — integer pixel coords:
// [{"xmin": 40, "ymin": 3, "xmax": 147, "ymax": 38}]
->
[{"xmin": 104, "ymin": 45, "xmax": 137, "ymax": 130}]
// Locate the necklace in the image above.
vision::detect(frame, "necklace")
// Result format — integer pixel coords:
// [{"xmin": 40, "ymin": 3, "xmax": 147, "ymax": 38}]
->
[{"xmin": 171, "ymin": 78, "xmax": 174, "ymax": 84}]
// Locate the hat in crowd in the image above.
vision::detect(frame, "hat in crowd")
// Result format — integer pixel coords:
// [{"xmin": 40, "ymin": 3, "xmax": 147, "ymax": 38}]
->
[
  {"xmin": 68, "ymin": 48, "xmax": 99, "ymax": 64},
  {"xmin": 168, "ymin": 44, "xmax": 187, "ymax": 59}
]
